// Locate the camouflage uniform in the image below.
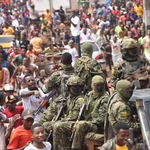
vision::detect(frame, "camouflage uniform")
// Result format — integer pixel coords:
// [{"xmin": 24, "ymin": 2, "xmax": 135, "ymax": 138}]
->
[
  {"xmin": 42, "ymin": 65, "xmax": 74, "ymax": 95},
  {"xmin": 74, "ymin": 42, "xmax": 105, "ymax": 91},
  {"xmin": 37, "ymin": 76, "xmax": 84, "ymax": 140},
  {"xmin": 111, "ymin": 39, "xmax": 150, "ymax": 90},
  {"xmin": 53, "ymin": 76, "xmax": 109, "ymax": 150},
  {"xmin": 108, "ymin": 80, "xmax": 140, "ymax": 133}
]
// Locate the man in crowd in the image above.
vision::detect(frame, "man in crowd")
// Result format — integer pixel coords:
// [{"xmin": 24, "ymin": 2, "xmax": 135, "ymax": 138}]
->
[
  {"xmin": 12, "ymin": 48, "xmax": 28, "ymax": 66},
  {"xmin": 30, "ymin": 32, "xmax": 43, "ymax": 54},
  {"xmin": 101, "ymin": 122, "xmax": 133, "ymax": 150},
  {"xmin": 69, "ymin": 11, "xmax": 81, "ymax": 57},
  {"xmin": 142, "ymin": 29, "xmax": 150, "ymax": 61},
  {"xmin": 0, "ymin": 45, "xmax": 9, "ymax": 61},
  {"xmin": 19, "ymin": 75, "xmax": 47, "ymax": 123},
  {"xmin": 7, "ymin": 109, "xmax": 34, "ymax": 150}
]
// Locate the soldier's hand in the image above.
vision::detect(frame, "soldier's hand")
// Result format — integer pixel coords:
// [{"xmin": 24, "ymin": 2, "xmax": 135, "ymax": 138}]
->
[
  {"xmin": 34, "ymin": 90, "xmax": 41, "ymax": 98},
  {"xmin": 133, "ymin": 115, "xmax": 139, "ymax": 122}
]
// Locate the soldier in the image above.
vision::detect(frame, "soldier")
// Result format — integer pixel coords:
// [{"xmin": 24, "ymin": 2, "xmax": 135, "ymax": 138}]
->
[
  {"xmin": 111, "ymin": 38, "xmax": 150, "ymax": 91},
  {"xmin": 53, "ymin": 75, "xmax": 109, "ymax": 150},
  {"xmin": 108, "ymin": 80, "xmax": 141, "ymax": 139},
  {"xmin": 38, "ymin": 52, "xmax": 74, "ymax": 96},
  {"xmin": 37, "ymin": 76, "xmax": 84, "ymax": 140},
  {"xmin": 74, "ymin": 42, "xmax": 105, "ymax": 92}
]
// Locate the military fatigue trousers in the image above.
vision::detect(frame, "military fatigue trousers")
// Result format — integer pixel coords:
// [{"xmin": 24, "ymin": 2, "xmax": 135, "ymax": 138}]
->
[
  {"xmin": 43, "ymin": 121, "xmax": 55, "ymax": 141},
  {"xmin": 53, "ymin": 121, "xmax": 98, "ymax": 150}
]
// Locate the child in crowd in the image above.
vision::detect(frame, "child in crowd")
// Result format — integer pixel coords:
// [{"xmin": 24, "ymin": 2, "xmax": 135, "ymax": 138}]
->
[
  {"xmin": 25, "ymin": 123, "xmax": 52, "ymax": 150},
  {"xmin": 2, "ymin": 95, "xmax": 24, "ymax": 129},
  {"xmin": 7, "ymin": 109, "xmax": 34, "ymax": 150}
]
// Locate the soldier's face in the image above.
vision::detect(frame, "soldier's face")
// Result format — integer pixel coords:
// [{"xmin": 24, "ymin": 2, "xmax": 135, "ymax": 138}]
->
[{"xmin": 115, "ymin": 129, "xmax": 129, "ymax": 146}]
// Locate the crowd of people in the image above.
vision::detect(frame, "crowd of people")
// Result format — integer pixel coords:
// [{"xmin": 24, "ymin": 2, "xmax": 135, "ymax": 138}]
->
[{"xmin": 0, "ymin": 0, "xmax": 149, "ymax": 149}]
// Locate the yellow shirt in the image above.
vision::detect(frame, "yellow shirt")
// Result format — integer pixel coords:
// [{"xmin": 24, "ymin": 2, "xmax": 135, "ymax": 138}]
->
[
  {"xmin": 116, "ymin": 144, "xmax": 128, "ymax": 150},
  {"xmin": 3, "ymin": 27, "xmax": 14, "ymax": 35},
  {"xmin": 30, "ymin": 37, "xmax": 43, "ymax": 53},
  {"xmin": 134, "ymin": 6, "xmax": 143, "ymax": 16}
]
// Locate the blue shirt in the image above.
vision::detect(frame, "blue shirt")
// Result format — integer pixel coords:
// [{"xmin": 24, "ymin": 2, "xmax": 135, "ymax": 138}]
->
[
  {"xmin": 130, "ymin": 13, "xmax": 138, "ymax": 22},
  {"xmin": 51, "ymin": 13, "xmax": 60, "ymax": 25},
  {"xmin": 2, "ymin": 61, "xmax": 7, "ymax": 68}
]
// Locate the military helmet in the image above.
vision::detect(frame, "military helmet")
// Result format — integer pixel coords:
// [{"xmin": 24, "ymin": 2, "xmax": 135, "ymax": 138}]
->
[
  {"xmin": 67, "ymin": 76, "xmax": 84, "ymax": 86},
  {"xmin": 122, "ymin": 39, "xmax": 137, "ymax": 49},
  {"xmin": 81, "ymin": 42, "xmax": 93, "ymax": 57}
]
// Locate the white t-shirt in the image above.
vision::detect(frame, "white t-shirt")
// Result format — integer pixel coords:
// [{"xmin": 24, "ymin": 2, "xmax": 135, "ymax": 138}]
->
[
  {"xmin": 12, "ymin": 19, "xmax": 19, "ymax": 30},
  {"xmin": 110, "ymin": 39, "xmax": 121, "ymax": 56},
  {"xmin": 68, "ymin": 47, "xmax": 79, "ymax": 67},
  {"xmin": 24, "ymin": 142, "xmax": 51, "ymax": 150},
  {"xmin": 71, "ymin": 16, "xmax": 80, "ymax": 36},
  {"xmin": 142, "ymin": 36, "xmax": 150, "ymax": 57},
  {"xmin": 62, "ymin": 45, "xmax": 70, "ymax": 54},
  {"xmin": 19, "ymin": 87, "xmax": 47, "ymax": 123}
]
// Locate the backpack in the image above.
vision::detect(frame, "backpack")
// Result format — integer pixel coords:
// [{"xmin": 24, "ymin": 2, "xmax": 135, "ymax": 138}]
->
[{"xmin": 74, "ymin": 57, "xmax": 92, "ymax": 90}]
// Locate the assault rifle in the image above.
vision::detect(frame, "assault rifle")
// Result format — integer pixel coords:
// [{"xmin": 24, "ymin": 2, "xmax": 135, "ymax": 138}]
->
[
  {"xmin": 69, "ymin": 94, "xmax": 89, "ymax": 142},
  {"xmin": 46, "ymin": 95, "xmax": 67, "ymax": 141},
  {"xmin": 34, "ymin": 89, "xmax": 56, "ymax": 116}
]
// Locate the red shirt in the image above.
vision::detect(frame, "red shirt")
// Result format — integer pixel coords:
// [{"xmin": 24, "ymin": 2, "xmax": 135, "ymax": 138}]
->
[
  {"xmin": 2, "ymin": 106, "xmax": 24, "ymax": 129},
  {"xmin": 82, "ymin": 13, "xmax": 88, "ymax": 20},
  {"xmin": 112, "ymin": 10, "xmax": 121, "ymax": 19},
  {"xmin": 10, "ymin": 53, "xmax": 19, "ymax": 58},
  {"xmin": 7, "ymin": 126, "xmax": 33, "ymax": 149},
  {"xmin": 119, "ymin": 15, "xmax": 127, "ymax": 25},
  {"xmin": 8, "ymin": 48, "xmax": 21, "ymax": 54},
  {"xmin": 131, "ymin": 27, "xmax": 140, "ymax": 36},
  {"xmin": 26, "ymin": 49, "xmax": 38, "ymax": 56}
]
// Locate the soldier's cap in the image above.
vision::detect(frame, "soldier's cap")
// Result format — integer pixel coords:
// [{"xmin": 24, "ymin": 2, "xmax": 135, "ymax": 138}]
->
[
  {"xmin": 22, "ymin": 109, "xmax": 34, "ymax": 119},
  {"xmin": 5, "ymin": 95, "xmax": 17, "ymax": 103}
]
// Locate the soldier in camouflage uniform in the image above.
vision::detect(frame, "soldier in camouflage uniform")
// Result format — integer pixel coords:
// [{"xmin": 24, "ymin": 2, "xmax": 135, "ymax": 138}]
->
[
  {"xmin": 37, "ymin": 76, "xmax": 84, "ymax": 140},
  {"xmin": 74, "ymin": 42, "xmax": 105, "ymax": 92},
  {"xmin": 38, "ymin": 52, "xmax": 74, "ymax": 95},
  {"xmin": 111, "ymin": 38, "xmax": 150, "ymax": 91},
  {"xmin": 53, "ymin": 75, "xmax": 109, "ymax": 150},
  {"xmin": 108, "ymin": 80, "xmax": 141, "ymax": 138}
]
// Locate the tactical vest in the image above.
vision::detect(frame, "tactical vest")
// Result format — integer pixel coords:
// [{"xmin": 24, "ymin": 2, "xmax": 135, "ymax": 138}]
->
[
  {"xmin": 119, "ymin": 56, "xmax": 146, "ymax": 75},
  {"xmin": 75, "ymin": 57, "xmax": 92, "ymax": 90},
  {"xmin": 58, "ymin": 69, "xmax": 75, "ymax": 96},
  {"xmin": 118, "ymin": 56, "xmax": 149, "ymax": 88}
]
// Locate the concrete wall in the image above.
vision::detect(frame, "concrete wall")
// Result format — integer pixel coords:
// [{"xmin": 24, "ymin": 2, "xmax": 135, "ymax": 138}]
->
[
  {"xmin": 52, "ymin": 0, "xmax": 78, "ymax": 13},
  {"xmin": 89, "ymin": 0, "xmax": 106, "ymax": 4}
]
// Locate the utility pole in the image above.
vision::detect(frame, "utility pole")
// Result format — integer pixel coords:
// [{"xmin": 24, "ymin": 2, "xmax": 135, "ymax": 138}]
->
[
  {"xmin": 49, "ymin": 0, "xmax": 53, "ymax": 12},
  {"xmin": 143, "ymin": 0, "xmax": 150, "ymax": 32}
]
